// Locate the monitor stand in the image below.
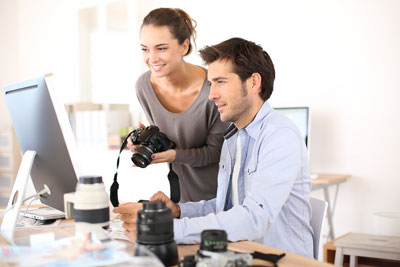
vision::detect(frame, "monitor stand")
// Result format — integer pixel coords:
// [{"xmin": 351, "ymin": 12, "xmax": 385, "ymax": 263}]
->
[{"xmin": 1, "ymin": 150, "xmax": 37, "ymax": 245}]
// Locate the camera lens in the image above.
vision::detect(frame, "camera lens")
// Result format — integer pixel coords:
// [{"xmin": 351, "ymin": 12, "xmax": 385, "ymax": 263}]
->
[
  {"xmin": 73, "ymin": 175, "xmax": 110, "ymax": 240},
  {"xmin": 136, "ymin": 201, "xmax": 178, "ymax": 266},
  {"xmin": 200, "ymin": 229, "xmax": 228, "ymax": 252},
  {"xmin": 137, "ymin": 201, "xmax": 174, "ymax": 243},
  {"xmin": 131, "ymin": 145, "xmax": 154, "ymax": 168}
]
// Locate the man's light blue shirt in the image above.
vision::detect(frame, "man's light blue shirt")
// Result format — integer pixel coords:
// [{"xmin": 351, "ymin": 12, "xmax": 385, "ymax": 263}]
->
[{"xmin": 173, "ymin": 102, "xmax": 314, "ymax": 257}]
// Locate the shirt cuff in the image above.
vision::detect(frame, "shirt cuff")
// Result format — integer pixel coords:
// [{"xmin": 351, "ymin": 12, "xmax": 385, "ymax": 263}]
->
[
  {"xmin": 173, "ymin": 218, "xmax": 183, "ymax": 242},
  {"xmin": 173, "ymin": 218, "xmax": 200, "ymax": 244},
  {"xmin": 178, "ymin": 202, "xmax": 197, "ymax": 218},
  {"xmin": 179, "ymin": 202, "xmax": 187, "ymax": 218}
]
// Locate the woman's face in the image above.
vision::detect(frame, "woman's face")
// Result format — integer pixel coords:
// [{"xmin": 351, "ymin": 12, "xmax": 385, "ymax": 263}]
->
[{"xmin": 140, "ymin": 25, "xmax": 188, "ymax": 78}]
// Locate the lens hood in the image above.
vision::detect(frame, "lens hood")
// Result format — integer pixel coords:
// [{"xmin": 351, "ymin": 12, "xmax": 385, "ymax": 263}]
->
[
  {"xmin": 136, "ymin": 201, "xmax": 178, "ymax": 266},
  {"xmin": 136, "ymin": 202, "xmax": 174, "ymax": 244}
]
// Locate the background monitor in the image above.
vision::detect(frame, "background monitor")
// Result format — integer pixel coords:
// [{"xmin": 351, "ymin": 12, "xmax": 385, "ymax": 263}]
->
[
  {"xmin": 275, "ymin": 106, "xmax": 310, "ymax": 149},
  {"xmin": 2, "ymin": 75, "xmax": 79, "ymax": 212}
]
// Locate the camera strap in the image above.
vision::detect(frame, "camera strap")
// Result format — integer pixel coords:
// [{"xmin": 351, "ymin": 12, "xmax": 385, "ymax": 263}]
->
[
  {"xmin": 168, "ymin": 163, "xmax": 180, "ymax": 203},
  {"xmin": 110, "ymin": 131, "xmax": 181, "ymax": 207},
  {"xmin": 251, "ymin": 251, "xmax": 286, "ymax": 267},
  {"xmin": 110, "ymin": 130, "xmax": 135, "ymax": 207}
]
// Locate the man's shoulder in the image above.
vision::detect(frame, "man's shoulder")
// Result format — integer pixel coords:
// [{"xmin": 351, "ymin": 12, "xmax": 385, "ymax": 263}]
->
[
  {"xmin": 266, "ymin": 110, "xmax": 296, "ymax": 128},
  {"xmin": 258, "ymin": 110, "xmax": 301, "ymax": 141}
]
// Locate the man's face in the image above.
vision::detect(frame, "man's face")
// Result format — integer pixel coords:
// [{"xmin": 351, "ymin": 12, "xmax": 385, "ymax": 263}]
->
[{"xmin": 208, "ymin": 60, "xmax": 253, "ymax": 129}]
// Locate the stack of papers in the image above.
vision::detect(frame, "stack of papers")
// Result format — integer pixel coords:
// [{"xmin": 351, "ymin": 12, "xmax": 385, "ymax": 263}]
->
[{"xmin": 0, "ymin": 232, "xmax": 163, "ymax": 267}]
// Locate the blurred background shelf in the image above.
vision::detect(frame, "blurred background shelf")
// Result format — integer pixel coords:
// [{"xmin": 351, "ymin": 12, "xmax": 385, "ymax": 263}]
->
[
  {"xmin": 0, "ymin": 127, "xmax": 21, "ymax": 206},
  {"xmin": 65, "ymin": 102, "xmax": 131, "ymax": 150}
]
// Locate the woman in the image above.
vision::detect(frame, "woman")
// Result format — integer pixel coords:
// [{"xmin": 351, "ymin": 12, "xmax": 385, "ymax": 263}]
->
[{"xmin": 128, "ymin": 8, "xmax": 226, "ymax": 202}]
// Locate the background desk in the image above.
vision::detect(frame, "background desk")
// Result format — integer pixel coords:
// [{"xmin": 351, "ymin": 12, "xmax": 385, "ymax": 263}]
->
[
  {"xmin": 324, "ymin": 233, "xmax": 400, "ymax": 267},
  {"xmin": 0, "ymin": 219, "xmax": 334, "ymax": 267},
  {"xmin": 312, "ymin": 173, "xmax": 352, "ymax": 241},
  {"xmin": 334, "ymin": 232, "xmax": 400, "ymax": 267}
]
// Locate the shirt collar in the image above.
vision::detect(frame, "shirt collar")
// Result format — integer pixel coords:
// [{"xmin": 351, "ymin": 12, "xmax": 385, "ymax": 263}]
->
[{"xmin": 223, "ymin": 101, "xmax": 273, "ymax": 140}]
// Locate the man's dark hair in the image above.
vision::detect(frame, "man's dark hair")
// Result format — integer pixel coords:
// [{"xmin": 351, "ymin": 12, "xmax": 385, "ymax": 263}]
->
[{"xmin": 199, "ymin": 38, "xmax": 275, "ymax": 101}]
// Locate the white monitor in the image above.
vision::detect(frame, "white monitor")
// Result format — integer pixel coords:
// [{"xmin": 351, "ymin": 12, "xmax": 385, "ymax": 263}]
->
[
  {"xmin": 1, "ymin": 75, "xmax": 79, "ymax": 244},
  {"xmin": 275, "ymin": 106, "xmax": 310, "ymax": 149}
]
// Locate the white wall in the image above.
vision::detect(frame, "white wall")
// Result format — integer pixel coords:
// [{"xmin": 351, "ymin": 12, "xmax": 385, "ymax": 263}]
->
[
  {"xmin": 1, "ymin": 0, "xmax": 400, "ymax": 241},
  {"xmin": 0, "ymin": 0, "xmax": 18, "ymax": 128}
]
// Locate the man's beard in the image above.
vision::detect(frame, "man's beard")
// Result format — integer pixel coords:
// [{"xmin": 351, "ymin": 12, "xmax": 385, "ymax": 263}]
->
[{"xmin": 221, "ymin": 83, "xmax": 251, "ymax": 124}]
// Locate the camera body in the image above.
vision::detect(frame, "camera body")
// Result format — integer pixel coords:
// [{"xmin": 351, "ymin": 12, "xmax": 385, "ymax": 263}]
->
[
  {"xmin": 180, "ymin": 230, "xmax": 286, "ymax": 267},
  {"xmin": 130, "ymin": 125, "xmax": 175, "ymax": 168},
  {"xmin": 180, "ymin": 230, "xmax": 252, "ymax": 267},
  {"xmin": 135, "ymin": 201, "xmax": 178, "ymax": 267},
  {"xmin": 196, "ymin": 250, "xmax": 252, "ymax": 267}
]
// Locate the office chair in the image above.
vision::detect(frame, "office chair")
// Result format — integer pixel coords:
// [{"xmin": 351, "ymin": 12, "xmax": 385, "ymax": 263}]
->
[{"xmin": 310, "ymin": 197, "xmax": 328, "ymax": 260}]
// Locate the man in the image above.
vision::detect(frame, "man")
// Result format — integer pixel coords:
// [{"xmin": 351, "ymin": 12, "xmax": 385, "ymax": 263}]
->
[{"xmin": 114, "ymin": 37, "xmax": 313, "ymax": 257}]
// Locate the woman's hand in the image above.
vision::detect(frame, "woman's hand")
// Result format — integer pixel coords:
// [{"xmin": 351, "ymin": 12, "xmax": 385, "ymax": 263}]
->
[
  {"xmin": 127, "ymin": 122, "xmax": 146, "ymax": 152},
  {"xmin": 127, "ymin": 123, "xmax": 176, "ymax": 165},
  {"xmin": 151, "ymin": 149, "xmax": 177, "ymax": 164},
  {"xmin": 113, "ymin": 202, "xmax": 143, "ymax": 242}
]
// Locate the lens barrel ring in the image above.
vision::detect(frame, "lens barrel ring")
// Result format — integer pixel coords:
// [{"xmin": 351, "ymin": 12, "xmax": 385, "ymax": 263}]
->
[{"xmin": 131, "ymin": 145, "xmax": 155, "ymax": 168}]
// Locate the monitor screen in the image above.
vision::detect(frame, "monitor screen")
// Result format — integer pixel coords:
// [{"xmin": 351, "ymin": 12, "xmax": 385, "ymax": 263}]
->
[
  {"xmin": 2, "ymin": 75, "xmax": 79, "ymax": 211},
  {"xmin": 275, "ymin": 107, "xmax": 310, "ymax": 148}
]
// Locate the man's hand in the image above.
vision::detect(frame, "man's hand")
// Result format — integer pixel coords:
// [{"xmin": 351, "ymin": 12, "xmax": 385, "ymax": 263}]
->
[
  {"xmin": 150, "ymin": 191, "xmax": 181, "ymax": 218},
  {"xmin": 113, "ymin": 202, "xmax": 143, "ymax": 242}
]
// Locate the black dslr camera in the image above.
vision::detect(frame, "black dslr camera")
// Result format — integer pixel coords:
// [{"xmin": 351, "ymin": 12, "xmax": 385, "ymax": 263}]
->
[
  {"xmin": 190, "ymin": 230, "xmax": 252, "ymax": 267},
  {"xmin": 130, "ymin": 125, "xmax": 175, "ymax": 168},
  {"xmin": 109, "ymin": 126, "xmax": 176, "ymax": 207},
  {"xmin": 179, "ymin": 230, "xmax": 286, "ymax": 267}
]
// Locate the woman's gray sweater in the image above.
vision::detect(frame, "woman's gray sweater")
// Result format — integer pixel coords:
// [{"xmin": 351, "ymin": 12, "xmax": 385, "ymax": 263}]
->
[{"xmin": 135, "ymin": 71, "xmax": 227, "ymax": 202}]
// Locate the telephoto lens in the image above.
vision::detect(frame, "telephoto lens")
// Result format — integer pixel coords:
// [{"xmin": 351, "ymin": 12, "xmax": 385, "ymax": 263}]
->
[
  {"xmin": 69, "ymin": 176, "xmax": 110, "ymax": 240},
  {"xmin": 135, "ymin": 201, "xmax": 178, "ymax": 266}
]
